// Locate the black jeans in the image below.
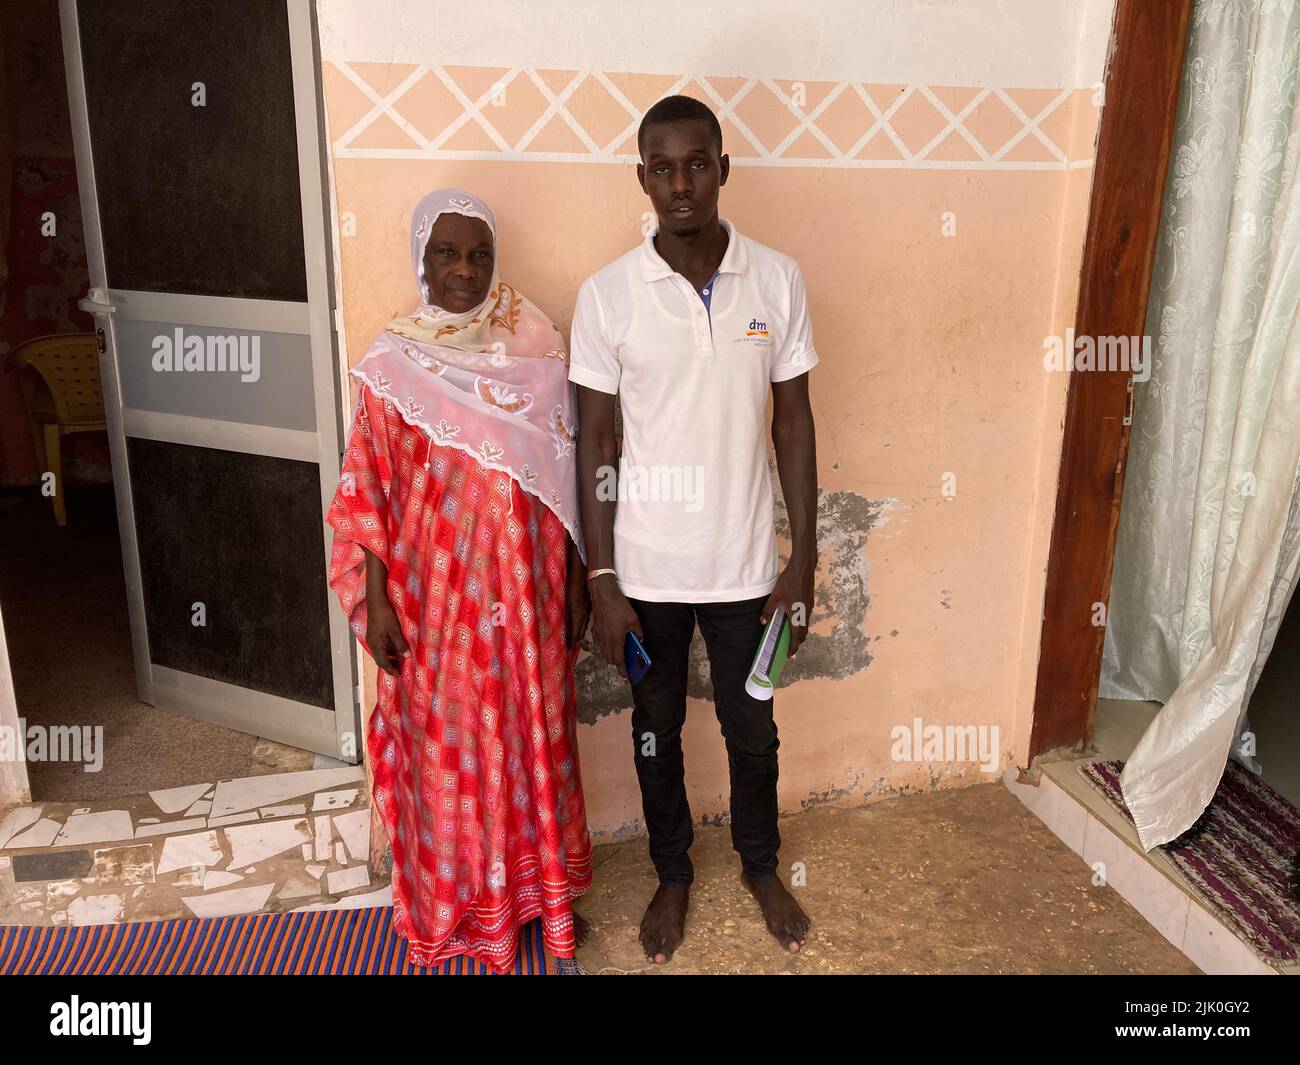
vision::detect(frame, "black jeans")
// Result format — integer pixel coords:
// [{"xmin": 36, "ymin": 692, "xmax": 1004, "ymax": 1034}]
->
[{"xmin": 626, "ymin": 595, "xmax": 780, "ymax": 885}]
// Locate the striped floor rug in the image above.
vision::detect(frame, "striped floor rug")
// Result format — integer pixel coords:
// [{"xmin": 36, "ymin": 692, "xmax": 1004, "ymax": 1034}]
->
[
  {"xmin": 1080, "ymin": 759, "xmax": 1300, "ymax": 963},
  {"xmin": 0, "ymin": 906, "xmax": 547, "ymax": 975}
]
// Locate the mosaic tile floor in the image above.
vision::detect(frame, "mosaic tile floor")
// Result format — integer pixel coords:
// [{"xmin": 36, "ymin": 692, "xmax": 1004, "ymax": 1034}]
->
[{"xmin": 0, "ymin": 765, "xmax": 388, "ymax": 927}]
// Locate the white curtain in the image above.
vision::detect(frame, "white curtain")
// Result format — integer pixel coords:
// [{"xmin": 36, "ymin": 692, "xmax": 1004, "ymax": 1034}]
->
[{"xmin": 1100, "ymin": 0, "xmax": 1300, "ymax": 851}]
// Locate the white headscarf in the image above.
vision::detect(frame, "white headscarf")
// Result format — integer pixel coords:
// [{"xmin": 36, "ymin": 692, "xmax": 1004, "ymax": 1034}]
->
[{"xmin": 410, "ymin": 188, "xmax": 497, "ymax": 310}]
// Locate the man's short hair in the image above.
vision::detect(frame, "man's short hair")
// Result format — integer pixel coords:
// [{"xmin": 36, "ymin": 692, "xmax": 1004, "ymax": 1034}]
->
[{"xmin": 638, "ymin": 95, "xmax": 723, "ymax": 157}]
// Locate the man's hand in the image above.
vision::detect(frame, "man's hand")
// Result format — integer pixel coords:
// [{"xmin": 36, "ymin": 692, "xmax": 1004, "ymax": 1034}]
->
[
  {"xmin": 761, "ymin": 558, "xmax": 815, "ymax": 657},
  {"xmin": 365, "ymin": 596, "xmax": 410, "ymax": 676},
  {"xmin": 589, "ymin": 574, "xmax": 642, "ymax": 678}
]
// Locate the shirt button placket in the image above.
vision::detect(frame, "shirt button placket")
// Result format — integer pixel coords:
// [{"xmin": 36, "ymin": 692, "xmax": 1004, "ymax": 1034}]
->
[
  {"xmin": 694, "ymin": 280, "xmax": 714, "ymax": 355},
  {"xmin": 678, "ymin": 277, "xmax": 706, "ymax": 355}
]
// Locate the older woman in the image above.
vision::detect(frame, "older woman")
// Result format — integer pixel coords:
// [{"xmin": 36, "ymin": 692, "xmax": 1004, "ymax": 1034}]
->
[{"xmin": 326, "ymin": 189, "xmax": 591, "ymax": 972}]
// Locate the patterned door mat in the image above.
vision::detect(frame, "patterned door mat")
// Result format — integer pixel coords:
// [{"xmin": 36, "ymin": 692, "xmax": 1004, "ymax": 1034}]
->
[
  {"xmin": 0, "ymin": 907, "xmax": 548, "ymax": 975},
  {"xmin": 1079, "ymin": 759, "xmax": 1300, "ymax": 964}
]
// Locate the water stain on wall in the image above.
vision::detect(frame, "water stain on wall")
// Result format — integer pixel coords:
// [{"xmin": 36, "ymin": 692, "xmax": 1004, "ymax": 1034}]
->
[{"xmin": 574, "ymin": 477, "xmax": 891, "ymax": 725}]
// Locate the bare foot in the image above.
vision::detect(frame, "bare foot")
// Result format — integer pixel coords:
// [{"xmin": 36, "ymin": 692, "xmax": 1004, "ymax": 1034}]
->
[
  {"xmin": 639, "ymin": 883, "xmax": 690, "ymax": 963},
  {"xmin": 742, "ymin": 873, "xmax": 810, "ymax": 952},
  {"xmin": 573, "ymin": 911, "xmax": 590, "ymax": 949}
]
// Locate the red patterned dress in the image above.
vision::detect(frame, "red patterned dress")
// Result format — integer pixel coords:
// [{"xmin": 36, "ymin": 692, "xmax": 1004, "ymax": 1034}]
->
[{"xmin": 326, "ymin": 383, "xmax": 592, "ymax": 971}]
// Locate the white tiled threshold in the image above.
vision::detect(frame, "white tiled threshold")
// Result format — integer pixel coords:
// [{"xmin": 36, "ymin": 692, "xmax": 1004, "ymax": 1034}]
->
[{"xmin": 1005, "ymin": 699, "xmax": 1299, "ymax": 976}]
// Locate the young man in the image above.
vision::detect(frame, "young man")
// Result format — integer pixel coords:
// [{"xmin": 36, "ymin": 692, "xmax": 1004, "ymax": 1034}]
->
[{"xmin": 568, "ymin": 95, "xmax": 819, "ymax": 963}]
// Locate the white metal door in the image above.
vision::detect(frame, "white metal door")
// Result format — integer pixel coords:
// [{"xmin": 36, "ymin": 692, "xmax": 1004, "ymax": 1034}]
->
[{"xmin": 60, "ymin": 0, "xmax": 358, "ymax": 760}]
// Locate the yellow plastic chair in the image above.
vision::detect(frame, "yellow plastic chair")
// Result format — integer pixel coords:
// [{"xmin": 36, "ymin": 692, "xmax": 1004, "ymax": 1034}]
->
[{"xmin": 11, "ymin": 333, "xmax": 106, "ymax": 526}]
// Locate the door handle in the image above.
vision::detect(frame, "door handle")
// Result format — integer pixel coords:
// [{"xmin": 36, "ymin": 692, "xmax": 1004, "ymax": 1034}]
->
[{"xmin": 78, "ymin": 286, "xmax": 116, "ymax": 315}]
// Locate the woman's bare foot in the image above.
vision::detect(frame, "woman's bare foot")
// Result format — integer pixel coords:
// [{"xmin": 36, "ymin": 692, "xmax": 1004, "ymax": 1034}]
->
[
  {"xmin": 573, "ymin": 911, "xmax": 590, "ymax": 949},
  {"xmin": 639, "ymin": 883, "xmax": 690, "ymax": 963},
  {"xmin": 742, "ymin": 873, "xmax": 810, "ymax": 952}
]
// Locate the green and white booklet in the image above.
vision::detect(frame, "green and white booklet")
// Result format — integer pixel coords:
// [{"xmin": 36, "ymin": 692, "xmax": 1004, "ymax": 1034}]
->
[{"xmin": 745, "ymin": 607, "xmax": 791, "ymax": 700}]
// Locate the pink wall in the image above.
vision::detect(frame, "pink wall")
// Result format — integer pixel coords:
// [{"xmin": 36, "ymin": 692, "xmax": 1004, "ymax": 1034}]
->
[{"xmin": 319, "ymin": 0, "xmax": 1112, "ymax": 839}]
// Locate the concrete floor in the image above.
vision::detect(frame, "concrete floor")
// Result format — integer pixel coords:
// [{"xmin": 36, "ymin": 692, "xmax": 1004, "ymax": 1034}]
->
[
  {"xmin": 575, "ymin": 781, "xmax": 1199, "ymax": 974},
  {"xmin": 3, "ymin": 769, "xmax": 1199, "ymax": 973}
]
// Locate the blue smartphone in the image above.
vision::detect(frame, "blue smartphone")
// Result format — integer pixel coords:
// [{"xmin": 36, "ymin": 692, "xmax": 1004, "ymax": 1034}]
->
[{"xmin": 625, "ymin": 630, "xmax": 652, "ymax": 683}]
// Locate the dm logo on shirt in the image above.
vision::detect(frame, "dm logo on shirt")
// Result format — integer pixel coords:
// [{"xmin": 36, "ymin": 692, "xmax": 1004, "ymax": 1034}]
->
[{"xmin": 735, "ymin": 317, "xmax": 773, "ymax": 346}]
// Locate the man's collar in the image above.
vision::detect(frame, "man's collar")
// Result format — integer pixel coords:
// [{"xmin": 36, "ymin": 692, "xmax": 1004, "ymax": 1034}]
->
[{"xmin": 638, "ymin": 217, "xmax": 747, "ymax": 282}]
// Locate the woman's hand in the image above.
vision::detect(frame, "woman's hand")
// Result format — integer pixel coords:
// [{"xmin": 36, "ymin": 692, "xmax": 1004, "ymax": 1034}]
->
[
  {"xmin": 362, "ymin": 549, "xmax": 408, "ymax": 676},
  {"xmin": 589, "ymin": 574, "xmax": 641, "ymax": 679},
  {"xmin": 566, "ymin": 568, "xmax": 591, "ymax": 649},
  {"xmin": 366, "ymin": 596, "xmax": 410, "ymax": 676}
]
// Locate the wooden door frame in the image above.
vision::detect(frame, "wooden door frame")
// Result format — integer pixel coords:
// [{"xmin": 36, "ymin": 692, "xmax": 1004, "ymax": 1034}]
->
[{"xmin": 1027, "ymin": 0, "xmax": 1193, "ymax": 762}]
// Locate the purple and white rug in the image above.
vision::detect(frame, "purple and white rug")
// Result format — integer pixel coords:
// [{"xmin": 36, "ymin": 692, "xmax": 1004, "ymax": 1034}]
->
[{"xmin": 1079, "ymin": 759, "xmax": 1300, "ymax": 964}]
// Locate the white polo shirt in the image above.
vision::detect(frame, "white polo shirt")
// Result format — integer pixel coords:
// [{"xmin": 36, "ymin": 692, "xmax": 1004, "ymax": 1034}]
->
[{"xmin": 568, "ymin": 218, "xmax": 817, "ymax": 603}]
